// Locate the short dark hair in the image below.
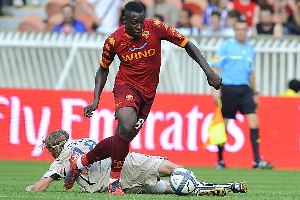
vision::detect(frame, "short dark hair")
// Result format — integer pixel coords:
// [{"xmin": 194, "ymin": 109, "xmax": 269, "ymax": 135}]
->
[
  {"xmin": 124, "ymin": 1, "xmax": 145, "ymax": 15},
  {"xmin": 154, "ymin": 14, "xmax": 164, "ymax": 22},
  {"xmin": 289, "ymin": 79, "xmax": 300, "ymax": 93},
  {"xmin": 236, "ymin": 18, "xmax": 248, "ymax": 25},
  {"xmin": 227, "ymin": 10, "xmax": 241, "ymax": 19},
  {"xmin": 260, "ymin": 6, "xmax": 274, "ymax": 14},
  {"xmin": 211, "ymin": 11, "xmax": 221, "ymax": 18},
  {"xmin": 182, "ymin": 8, "xmax": 193, "ymax": 18}
]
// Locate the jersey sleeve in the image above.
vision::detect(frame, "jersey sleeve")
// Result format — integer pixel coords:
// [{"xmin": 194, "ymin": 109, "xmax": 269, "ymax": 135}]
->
[
  {"xmin": 152, "ymin": 20, "xmax": 188, "ymax": 48},
  {"xmin": 248, "ymin": 46, "xmax": 255, "ymax": 72},
  {"xmin": 211, "ymin": 40, "xmax": 228, "ymax": 68},
  {"xmin": 42, "ymin": 148, "xmax": 72, "ymax": 180},
  {"xmin": 100, "ymin": 35, "xmax": 117, "ymax": 68}
]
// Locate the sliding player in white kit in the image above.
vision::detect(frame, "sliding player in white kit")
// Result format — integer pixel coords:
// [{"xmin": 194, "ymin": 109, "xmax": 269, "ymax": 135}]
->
[{"xmin": 25, "ymin": 129, "xmax": 248, "ymax": 196}]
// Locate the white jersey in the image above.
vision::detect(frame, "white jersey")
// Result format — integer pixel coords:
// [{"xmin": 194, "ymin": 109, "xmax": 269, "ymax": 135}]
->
[{"xmin": 43, "ymin": 138, "xmax": 165, "ymax": 193}]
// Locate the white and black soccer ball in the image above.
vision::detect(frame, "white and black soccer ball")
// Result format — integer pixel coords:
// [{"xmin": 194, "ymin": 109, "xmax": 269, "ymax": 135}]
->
[{"xmin": 169, "ymin": 168, "xmax": 197, "ymax": 195}]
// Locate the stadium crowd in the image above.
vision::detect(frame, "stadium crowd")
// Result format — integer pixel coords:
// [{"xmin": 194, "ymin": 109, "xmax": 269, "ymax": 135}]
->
[{"xmin": 1, "ymin": 0, "xmax": 299, "ymax": 36}]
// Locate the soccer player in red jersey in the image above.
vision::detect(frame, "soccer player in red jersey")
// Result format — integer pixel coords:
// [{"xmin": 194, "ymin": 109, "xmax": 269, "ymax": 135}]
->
[{"xmin": 64, "ymin": 1, "xmax": 222, "ymax": 195}]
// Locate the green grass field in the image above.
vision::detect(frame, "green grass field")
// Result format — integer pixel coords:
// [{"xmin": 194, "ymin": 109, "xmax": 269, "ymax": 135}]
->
[{"xmin": 0, "ymin": 161, "xmax": 299, "ymax": 200}]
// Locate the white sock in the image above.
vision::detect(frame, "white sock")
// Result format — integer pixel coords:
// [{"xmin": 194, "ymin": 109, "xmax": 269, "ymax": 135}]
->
[
  {"xmin": 76, "ymin": 156, "xmax": 84, "ymax": 169},
  {"xmin": 153, "ymin": 180, "xmax": 166, "ymax": 193}
]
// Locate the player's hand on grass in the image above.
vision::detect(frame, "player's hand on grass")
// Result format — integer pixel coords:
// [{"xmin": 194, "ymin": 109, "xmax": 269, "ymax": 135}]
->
[
  {"xmin": 25, "ymin": 184, "xmax": 35, "ymax": 191},
  {"xmin": 207, "ymin": 72, "xmax": 222, "ymax": 90},
  {"xmin": 84, "ymin": 101, "xmax": 98, "ymax": 118}
]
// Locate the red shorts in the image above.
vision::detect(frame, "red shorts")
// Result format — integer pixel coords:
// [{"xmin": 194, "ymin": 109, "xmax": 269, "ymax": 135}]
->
[{"xmin": 113, "ymin": 84, "xmax": 154, "ymax": 133}]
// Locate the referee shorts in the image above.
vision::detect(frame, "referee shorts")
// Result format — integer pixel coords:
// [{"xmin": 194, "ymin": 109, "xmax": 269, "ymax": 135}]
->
[{"xmin": 221, "ymin": 84, "xmax": 256, "ymax": 119}]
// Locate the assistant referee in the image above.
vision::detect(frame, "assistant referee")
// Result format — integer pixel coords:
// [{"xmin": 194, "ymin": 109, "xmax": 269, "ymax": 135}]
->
[{"xmin": 211, "ymin": 19, "xmax": 274, "ymax": 169}]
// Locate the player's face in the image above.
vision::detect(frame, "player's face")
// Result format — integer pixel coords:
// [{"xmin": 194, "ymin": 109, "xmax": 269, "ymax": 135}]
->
[
  {"xmin": 234, "ymin": 22, "xmax": 248, "ymax": 42},
  {"xmin": 124, "ymin": 12, "xmax": 145, "ymax": 38}
]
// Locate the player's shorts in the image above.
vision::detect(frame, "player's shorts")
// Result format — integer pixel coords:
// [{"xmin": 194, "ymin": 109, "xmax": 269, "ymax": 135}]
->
[
  {"xmin": 121, "ymin": 152, "xmax": 167, "ymax": 192},
  {"xmin": 113, "ymin": 84, "xmax": 154, "ymax": 135},
  {"xmin": 221, "ymin": 84, "xmax": 256, "ymax": 119}
]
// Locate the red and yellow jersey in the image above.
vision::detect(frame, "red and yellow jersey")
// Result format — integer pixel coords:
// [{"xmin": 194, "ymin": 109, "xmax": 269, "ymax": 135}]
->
[{"xmin": 101, "ymin": 18, "xmax": 188, "ymax": 98}]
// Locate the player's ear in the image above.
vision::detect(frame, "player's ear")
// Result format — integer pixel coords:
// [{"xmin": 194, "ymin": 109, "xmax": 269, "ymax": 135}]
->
[{"xmin": 122, "ymin": 15, "xmax": 126, "ymax": 25}]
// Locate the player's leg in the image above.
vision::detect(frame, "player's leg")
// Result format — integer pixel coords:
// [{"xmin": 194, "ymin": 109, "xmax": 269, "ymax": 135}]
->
[
  {"xmin": 217, "ymin": 85, "xmax": 239, "ymax": 169},
  {"xmin": 241, "ymin": 86, "xmax": 274, "ymax": 169},
  {"xmin": 109, "ymin": 85, "xmax": 146, "ymax": 195},
  {"xmin": 109, "ymin": 106, "xmax": 137, "ymax": 195},
  {"xmin": 216, "ymin": 117, "xmax": 228, "ymax": 169}
]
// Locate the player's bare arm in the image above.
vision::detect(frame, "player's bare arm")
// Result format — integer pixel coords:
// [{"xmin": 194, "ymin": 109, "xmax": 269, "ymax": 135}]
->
[
  {"xmin": 184, "ymin": 41, "xmax": 222, "ymax": 90},
  {"xmin": 25, "ymin": 177, "xmax": 54, "ymax": 192},
  {"xmin": 84, "ymin": 65, "xmax": 109, "ymax": 118}
]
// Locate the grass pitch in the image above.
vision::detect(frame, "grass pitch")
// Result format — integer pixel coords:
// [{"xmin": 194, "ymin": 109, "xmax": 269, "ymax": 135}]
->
[{"xmin": 0, "ymin": 161, "xmax": 299, "ymax": 200}]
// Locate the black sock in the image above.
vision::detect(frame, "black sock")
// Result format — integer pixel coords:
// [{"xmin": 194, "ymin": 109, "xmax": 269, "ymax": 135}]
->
[
  {"xmin": 217, "ymin": 145, "xmax": 224, "ymax": 162},
  {"xmin": 250, "ymin": 129, "xmax": 260, "ymax": 162}
]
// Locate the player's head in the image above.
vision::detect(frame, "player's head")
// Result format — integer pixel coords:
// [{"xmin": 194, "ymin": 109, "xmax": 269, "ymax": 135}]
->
[
  {"xmin": 44, "ymin": 129, "xmax": 69, "ymax": 158},
  {"xmin": 234, "ymin": 19, "xmax": 248, "ymax": 43},
  {"xmin": 122, "ymin": 1, "xmax": 145, "ymax": 38},
  {"xmin": 289, "ymin": 79, "xmax": 300, "ymax": 93}
]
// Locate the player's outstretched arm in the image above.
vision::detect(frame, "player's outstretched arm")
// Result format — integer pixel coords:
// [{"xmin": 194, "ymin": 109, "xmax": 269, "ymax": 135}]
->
[
  {"xmin": 184, "ymin": 41, "xmax": 222, "ymax": 90},
  {"xmin": 84, "ymin": 65, "xmax": 109, "ymax": 118},
  {"xmin": 25, "ymin": 177, "xmax": 54, "ymax": 192}
]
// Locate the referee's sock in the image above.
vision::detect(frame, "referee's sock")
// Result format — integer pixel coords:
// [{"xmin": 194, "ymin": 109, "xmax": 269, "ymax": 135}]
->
[
  {"xmin": 217, "ymin": 145, "xmax": 224, "ymax": 162},
  {"xmin": 250, "ymin": 128, "xmax": 260, "ymax": 162}
]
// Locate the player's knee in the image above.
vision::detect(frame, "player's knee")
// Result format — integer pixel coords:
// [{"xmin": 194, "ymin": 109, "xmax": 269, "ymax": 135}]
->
[
  {"xmin": 119, "ymin": 122, "xmax": 136, "ymax": 139},
  {"xmin": 247, "ymin": 114, "xmax": 259, "ymax": 128},
  {"xmin": 159, "ymin": 160, "xmax": 182, "ymax": 176}
]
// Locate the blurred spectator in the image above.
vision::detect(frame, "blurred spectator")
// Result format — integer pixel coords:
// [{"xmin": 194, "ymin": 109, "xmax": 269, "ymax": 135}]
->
[
  {"xmin": 153, "ymin": 14, "xmax": 165, "ymax": 21},
  {"xmin": 176, "ymin": 9, "xmax": 200, "ymax": 36},
  {"xmin": 219, "ymin": 9, "xmax": 241, "ymax": 36},
  {"xmin": 147, "ymin": 0, "xmax": 179, "ymax": 26},
  {"xmin": 201, "ymin": 11, "xmax": 222, "ymax": 35},
  {"xmin": 253, "ymin": 6, "xmax": 283, "ymax": 36},
  {"xmin": 228, "ymin": 0, "xmax": 260, "ymax": 28},
  {"xmin": 13, "ymin": 0, "xmax": 40, "ymax": 7},
  {"xmin": 279, "ymin": 79, "xmax": 300, "ymax": 97},
  {"xmin": 203, "ymin": 0, "xmax": 230, "ymax": 29},
  {"xmin": 280, "ymin": 0, "xmax": 300, "ymax": 35},
  {"xmin": 78, "ymin": 0, "xmax": 122, "ymax": 35},
  {"xmin": 0, "ymin": 0, "xmax": 3, "ymax": 16},
  {"xmin": 53, "ymin": 4, "xmax": 87, "ymax": 33}
]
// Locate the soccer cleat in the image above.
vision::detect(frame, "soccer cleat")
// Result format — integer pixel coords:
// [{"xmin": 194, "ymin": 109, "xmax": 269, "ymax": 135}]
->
[
  {"xmin": 64, "ymin": 153, "xmax": 82, "ymax": 190},
  {"xmin": 229, "ymin": 182, "xmax": 248, "ymax": 193},
  {"xmin": 197, "ymin": 181, "xmax": 248, "ymax": 194},
  {"xmin": 109, "ymin": 179, "xmax": 125, "ymax": 195},
  {"xmin": 253, "ymin": 159, "xmax": 274, "ymax": 169},
  {"xmin": 216, "ymin": 160, "xmax": 226, "ymax": 169},
  {"xmin": 195, "ymin": 187, "xmax": 228, "ymax": 196}
]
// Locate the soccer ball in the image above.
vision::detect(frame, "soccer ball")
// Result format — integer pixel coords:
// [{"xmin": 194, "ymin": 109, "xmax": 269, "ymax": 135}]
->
[{"xmin": 169, "ymin": 168, "xmax": 197, "ymax": 195}]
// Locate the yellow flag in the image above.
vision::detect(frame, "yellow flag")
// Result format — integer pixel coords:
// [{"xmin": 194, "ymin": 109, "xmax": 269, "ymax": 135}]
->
[{"xmin": 204, "ymin": 105, "xmax": 227, "ymax": 148}]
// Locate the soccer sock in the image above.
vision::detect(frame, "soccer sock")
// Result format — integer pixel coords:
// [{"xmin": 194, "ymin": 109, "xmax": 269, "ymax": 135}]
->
[
  {"xmin": 154, "ymin": 180, "xmax": 167, "ymax": 193},
  {"xmin": 110, "ymin": 133, "xmax": 130, "ymax": 180},
  {"xmin": 84, "ymin": 136, "xmax": 113, "ymax": 164},
  {"xmin": 217, "ymin": 145, "xmax": 224, "ymax": 162},
  {"xmin": 250, "ymin": 128, "xmax": 260, "ymax": 162}
]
